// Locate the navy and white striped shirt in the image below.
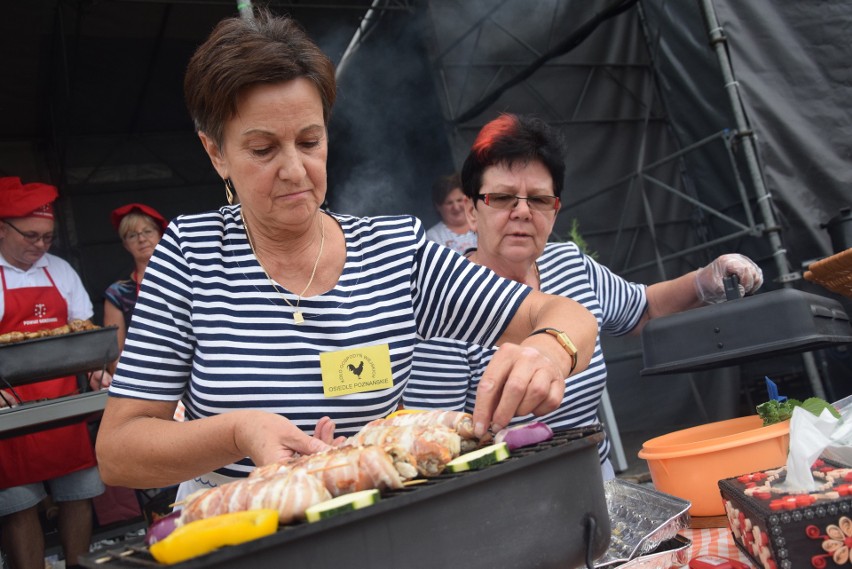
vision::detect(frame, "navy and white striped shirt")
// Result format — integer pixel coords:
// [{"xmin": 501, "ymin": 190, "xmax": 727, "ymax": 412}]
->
[
  {"xmin": 108, "ymin": 207, "xmax": 529, "ymax": 477},
  {"xmin": 405, "ymin": 241, "xmax": 648, "ymax": 464}
]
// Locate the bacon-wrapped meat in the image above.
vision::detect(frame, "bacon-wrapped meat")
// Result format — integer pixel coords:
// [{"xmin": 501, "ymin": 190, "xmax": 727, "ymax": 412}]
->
[
  {"xmin": 366, "ymin": 410, "xmax": 478, "ymax": 451},
  {"xmin": 180, "ymin": 467, "xmax": 331, "ymax": 525},
  {"xmin": 348, "ymin": 424, "xmax": 461, "ymax": 477},
  {"xmin": 250, "ymin": 444, "xmax": 407, "ymax": 496}
]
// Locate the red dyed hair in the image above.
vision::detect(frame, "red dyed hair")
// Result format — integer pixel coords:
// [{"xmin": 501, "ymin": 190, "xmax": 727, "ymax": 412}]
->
[
  {"xmin": 461, "ymin": 113, "xmax": 567, "ymax": 202},
  {"xmin": 471, "ymin": 114, "xmax": 519, "ymax": 158}
]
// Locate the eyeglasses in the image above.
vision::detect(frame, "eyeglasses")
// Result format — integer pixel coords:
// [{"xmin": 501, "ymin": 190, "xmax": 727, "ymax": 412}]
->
[
  {"xmin": 124, "ymin": 228, "xmax": 159, "ymax": 242},
  {"xmin": 3, "ymin": 221, "xmax": 54, "ymax": 245},
  {"xmin": 476, "ymin": 193, "xmax": 561, "ymax": 212}
]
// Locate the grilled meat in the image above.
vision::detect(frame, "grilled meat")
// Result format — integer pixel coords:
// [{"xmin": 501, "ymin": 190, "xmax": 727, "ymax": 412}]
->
[
  {"xmin": 348, "ymin": 424, "xmax": 461, "ymax": 477},
  {"xmin": 180, "ymin": 467, "xmax": 331, "ymax": 525},
  {"xmin": 250, "ymin": 444, "xmax": 406, "ymax": 496},
  {"xmin": 365, "ymin": 410, "xmax": 478, "ymax": 451}
]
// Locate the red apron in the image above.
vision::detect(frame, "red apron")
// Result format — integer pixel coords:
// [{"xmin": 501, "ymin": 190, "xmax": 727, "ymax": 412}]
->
[{"xmin": 0, "ymin": 266, "xmax": 98, "ymax": 489}]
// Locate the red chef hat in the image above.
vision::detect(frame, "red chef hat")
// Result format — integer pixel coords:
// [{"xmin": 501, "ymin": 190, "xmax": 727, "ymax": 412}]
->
[
  {"xmin": 110, "ymin": 203, "xmax": 168, "ymax": 233},
  {"xmin": 0, "ymin": 177, "xmax": 59, "ymax": 219}
]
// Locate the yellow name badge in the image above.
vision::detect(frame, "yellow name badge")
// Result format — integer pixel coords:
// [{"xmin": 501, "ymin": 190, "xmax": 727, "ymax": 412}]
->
[{"xmin": 319, "ymin": 344, "xmax": 394, "ymax": 397}]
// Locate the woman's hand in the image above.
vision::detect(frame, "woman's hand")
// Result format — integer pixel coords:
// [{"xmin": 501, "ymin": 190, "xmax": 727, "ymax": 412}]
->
[
  {"xmin": 0, "ymin": 389, "xmax": 17, "ymax": 408},
  {"xmin": 234, "ymin": 412, "xmax": 332, "ymax": 467},
  {"xmin": 695, "ymin": 254, "xmax": 763, "ymax": 303},
  {"xmin": 88, "ymin": 369, "xmax": 113, "ymax": 391},
  {"xmin": 313, "ymin": 415, "xmax": 348, "ymax": 447},
  {"xmin": 470, "ymin": 290, "xmax": 598, "ymax": 439},
  {"xmin": 472, "ymin": 342, "xmax": 566, "ymax": 437},
  {"xmin": 97, "ymin": 401, "xmax": 331, "ymax": 488}
]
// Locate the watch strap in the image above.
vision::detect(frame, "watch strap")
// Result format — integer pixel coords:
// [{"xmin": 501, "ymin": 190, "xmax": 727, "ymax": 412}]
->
[{"xmin": 529, "ymin": 327, "xmax": 578, "ymax": 375}]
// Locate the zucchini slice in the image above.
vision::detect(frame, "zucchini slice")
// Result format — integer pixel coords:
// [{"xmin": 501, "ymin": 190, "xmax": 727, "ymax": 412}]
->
[
  {"xmin": 305, "ymin": 489, "xmax": 380, "ymax": 523},
  {"xmin": 445, "ymin": 442, "xmax": 510, "ymax": 473}
]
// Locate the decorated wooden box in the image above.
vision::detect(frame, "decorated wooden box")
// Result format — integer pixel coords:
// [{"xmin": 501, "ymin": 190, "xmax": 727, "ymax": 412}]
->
[{"xmin": 718, "ymin": 459, "xmax": 852, "ymax": 569}]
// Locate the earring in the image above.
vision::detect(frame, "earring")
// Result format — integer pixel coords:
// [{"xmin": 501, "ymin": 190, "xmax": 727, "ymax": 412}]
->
[{"xmin": 224, "ymin": 178, "xmax": 236, "ymax": 205}]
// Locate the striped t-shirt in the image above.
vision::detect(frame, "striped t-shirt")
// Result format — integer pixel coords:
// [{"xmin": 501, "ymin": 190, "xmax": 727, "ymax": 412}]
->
[
  {"xmin": 404, "ymin": 241, "xmax": 648, "ymax": 464},
  {"xmin": 108, "ymin": 206, "xmax": 530, "ymax": 477}
]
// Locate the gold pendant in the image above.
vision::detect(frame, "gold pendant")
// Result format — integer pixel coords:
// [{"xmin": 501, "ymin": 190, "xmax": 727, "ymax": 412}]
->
[{"xmin": 294, "ymin": 311, "xmax": 305, "ymax": 325}]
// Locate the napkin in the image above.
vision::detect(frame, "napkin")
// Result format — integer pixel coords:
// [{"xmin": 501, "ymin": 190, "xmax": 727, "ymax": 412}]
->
[
  {"xmin": 820, "ymin": 393, "xmax": 852, "ymax": 466},
  {"xmin": 779, "ymin": 399, "xmax": 852, "ymax": 491}
]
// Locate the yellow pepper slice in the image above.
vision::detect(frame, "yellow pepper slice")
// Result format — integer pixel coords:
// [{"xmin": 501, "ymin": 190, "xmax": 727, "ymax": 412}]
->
[
  {"xmin": 149, "ymin": 509, "xmax": 278, "ymax": 565},
  {"xmin": 384, "ymin": 409, "xmax": 426, "ymax": 419}
]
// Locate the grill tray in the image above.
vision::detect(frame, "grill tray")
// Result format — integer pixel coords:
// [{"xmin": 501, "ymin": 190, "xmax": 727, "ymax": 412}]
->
[
  {"xmin": 0, "ymin": 326, "xmax": 119, "ymax": 386},
  {"xmin": 640, "ymin": 288, "xmax": 852, "ymax": 375},
  {"xmin": 82, "ymin": 426, "xmax": 609, "ymax": 569},
  {"xmin": 596, "ymin": 479, "xmax": 690, "ymax": 567}
]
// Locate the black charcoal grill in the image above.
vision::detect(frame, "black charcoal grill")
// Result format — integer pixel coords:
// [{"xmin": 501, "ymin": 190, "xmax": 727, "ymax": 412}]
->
[
  {"xmin": 0, "ymin": 326, "xmax": 119, "ymax": 387},
  {"xmin": 0, "ymin": 327, "xmax": 118, "ymax": 438},
  {"xmin": 81, "ymin": 427, "xmax": 610, "ymax": 569},
  {"xmin": 640, "ymin": 286, "xmax": 852, "ymax": 376}
]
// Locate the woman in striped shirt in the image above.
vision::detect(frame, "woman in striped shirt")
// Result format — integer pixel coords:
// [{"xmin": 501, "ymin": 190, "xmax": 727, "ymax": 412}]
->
[
  {"xmin": 405, "ymin": 113, "xmax": 764, "ymax": 479},
  {"xmin": 94, "ymin": 9, "xmax": 598, "ymax": 499}
]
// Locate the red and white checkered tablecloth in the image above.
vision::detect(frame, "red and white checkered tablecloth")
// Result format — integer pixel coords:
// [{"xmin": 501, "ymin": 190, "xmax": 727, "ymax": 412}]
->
[{"xmin": 677, "ymin": 528, "xmax": 756, "ymax": 567}]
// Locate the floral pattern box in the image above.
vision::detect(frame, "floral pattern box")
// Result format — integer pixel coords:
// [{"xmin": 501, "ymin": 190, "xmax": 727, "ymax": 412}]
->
[{"xmin": 719, "ymin": 459, "xmax": 852, "ymax": 569}]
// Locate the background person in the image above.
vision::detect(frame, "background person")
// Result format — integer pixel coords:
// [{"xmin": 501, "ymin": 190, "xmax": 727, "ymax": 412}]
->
[
  {"xmin": 404, "ymin": 113, "xmax": 764, "ymax": 479},
  {"xmin": 0, "ymin": 177, "xmax": 104, "ymax": 569},
  {"xmin": 94, "ymin": 10, "xmax": 598, "ymax": 503},
  {"xmin": 89, "ymin": 204, "xmax": 185, "ymax": 421},
  {"xmin": 101, "ymin": 204, "xmax": 167, "ymax": 375},
  {"xmin": 424, "ymin": 172, "xmax": 477, "ymax": 254}
]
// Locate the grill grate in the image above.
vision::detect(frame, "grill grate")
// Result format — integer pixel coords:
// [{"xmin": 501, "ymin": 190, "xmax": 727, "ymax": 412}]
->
[{"xmin": 83, "ymin": 425, "xmax": 606, "ymax": 569}]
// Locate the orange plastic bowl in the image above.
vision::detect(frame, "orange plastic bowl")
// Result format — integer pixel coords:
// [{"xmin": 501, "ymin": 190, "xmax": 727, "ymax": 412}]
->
[{"xmin": 638, "ymin": 415, "xmax": 789, "ymax": 516}]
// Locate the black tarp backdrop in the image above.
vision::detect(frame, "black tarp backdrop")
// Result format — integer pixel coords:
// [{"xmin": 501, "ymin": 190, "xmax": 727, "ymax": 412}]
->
[
  {"xmin": 617, "ymin": 0, "xmax": 852, "ymax": 437},
  {"xmin": 643, "ymin": 0, "xmax": 852, "ymax": 265},
  {"xmin": 1, "ymin": 0, "xmax": 850, "ymax": 456}
]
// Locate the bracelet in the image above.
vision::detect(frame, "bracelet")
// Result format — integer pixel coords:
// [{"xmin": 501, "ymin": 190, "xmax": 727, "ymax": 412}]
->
[{"xmin": 529, "ymin": 327, "xmax": 578, "ymax": 375}]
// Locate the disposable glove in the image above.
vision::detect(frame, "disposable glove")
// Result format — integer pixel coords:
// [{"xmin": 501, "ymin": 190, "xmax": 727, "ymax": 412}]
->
[{"xmin": 694, "ymin": 253, "xmax": 763, "ymax": 304}]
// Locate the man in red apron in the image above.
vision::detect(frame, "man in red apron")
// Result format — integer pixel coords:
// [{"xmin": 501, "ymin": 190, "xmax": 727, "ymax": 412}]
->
[{"xmin": 0, "ymin": 177, "xmax": 104, "ymax": 569}]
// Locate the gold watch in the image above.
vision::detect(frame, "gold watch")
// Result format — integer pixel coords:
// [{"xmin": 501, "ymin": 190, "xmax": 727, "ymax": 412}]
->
[{"xmin": 529, "ymin": 327, "xmax": 578, "ymax": 375}]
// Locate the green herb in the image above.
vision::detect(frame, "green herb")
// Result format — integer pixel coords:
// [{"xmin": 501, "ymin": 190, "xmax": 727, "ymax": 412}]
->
[
  {"xmin": 756, "ymin": 397, "xmax": 840, "ymax": 426},
  {"xmin": 551, "ymin": 219, "xmax": 598, "ymax": 259}
]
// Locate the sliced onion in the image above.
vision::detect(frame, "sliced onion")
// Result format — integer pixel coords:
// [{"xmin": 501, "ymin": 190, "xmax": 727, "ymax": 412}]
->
[
  {"xmin": 494, "ymin": 422, "xmax": 554, "ymax": 450},
  {"xmin": 145, "ymin": 510, "xmax": 181, "ymax": 546}
]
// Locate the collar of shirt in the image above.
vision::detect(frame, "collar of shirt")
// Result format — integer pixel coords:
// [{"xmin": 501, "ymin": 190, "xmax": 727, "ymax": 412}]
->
[{"xmin": 0, "ymin": 251, "xmax": 50, "ymax": 274}]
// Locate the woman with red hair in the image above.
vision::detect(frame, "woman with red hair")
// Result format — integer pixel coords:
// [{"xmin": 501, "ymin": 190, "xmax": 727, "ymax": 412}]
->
[{"xmin": 406, "ymin": 114, "xmax": 765, "ymax": 480}]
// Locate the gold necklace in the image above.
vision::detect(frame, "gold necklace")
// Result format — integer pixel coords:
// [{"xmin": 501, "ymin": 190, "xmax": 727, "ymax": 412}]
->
[{"xmin": 244, "ymin": 214, "xmax": 325, "ymax": 324}]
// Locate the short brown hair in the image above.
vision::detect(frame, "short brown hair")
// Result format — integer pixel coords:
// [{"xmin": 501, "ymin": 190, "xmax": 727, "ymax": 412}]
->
[
  {"xmin": 184, "ymin": 8, "xmax": 336, "ymax": 147},
  {"xmin": 431, "ymin": 172, "xmax": 462, "ymax": 206}
]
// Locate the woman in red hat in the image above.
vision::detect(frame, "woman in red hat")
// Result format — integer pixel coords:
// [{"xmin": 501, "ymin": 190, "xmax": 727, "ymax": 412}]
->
[
  {"xmin": 101, "ymin": 203, "xmax": 167, "ymax": 375},
  {"xmin": 91, "ymin": 203, "xmax": 186, "ymax": 424},
  {"xmin": 0, "ymin": 177, "xmax": 104, "ymax": 569}
]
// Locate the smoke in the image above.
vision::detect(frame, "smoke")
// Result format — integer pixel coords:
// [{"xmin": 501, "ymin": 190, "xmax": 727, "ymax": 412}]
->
[{"xmin": 317, "ymin": 8, "xmax": 454, "ymax": 224}]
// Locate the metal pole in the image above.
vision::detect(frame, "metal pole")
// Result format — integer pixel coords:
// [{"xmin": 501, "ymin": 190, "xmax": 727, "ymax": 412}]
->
[
  {"xmin": 699, "ymin": 0, "xmax": 789, "ymax": 279},
  {"xmin": 237, "ymin": 0, "xmax": 254, "ymax": 22},
  {"xmin": 599, "ymin": 388, "xmax": 629, "ymax": 472},
  {"xmin": 336, "ymin": 0, "xmax": 383, "ymax": 79},
  {"xmin": 698, "ymin": 0, "xmax": 826, "ymax": 399}
]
